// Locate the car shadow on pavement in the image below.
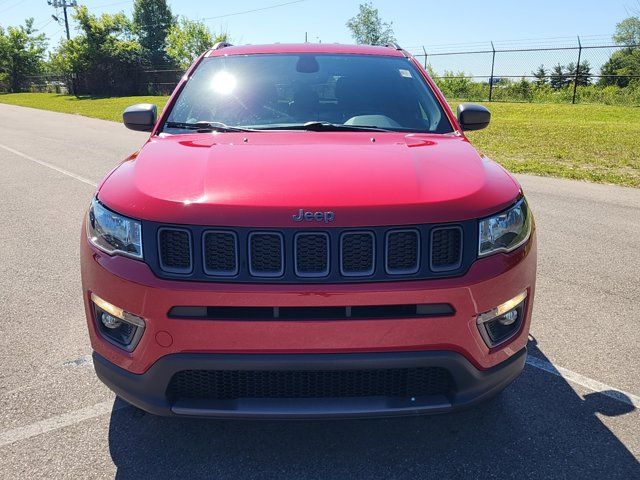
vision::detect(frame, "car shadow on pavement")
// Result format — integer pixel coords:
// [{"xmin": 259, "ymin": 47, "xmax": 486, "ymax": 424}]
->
[{"xmin": 107, "ymin": 339, "xmax": 638, "ymax": 479}]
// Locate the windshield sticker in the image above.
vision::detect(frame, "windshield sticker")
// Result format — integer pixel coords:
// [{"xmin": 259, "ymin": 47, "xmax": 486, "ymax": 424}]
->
[{"xmin": 399, "ymin": 69, "xmax": 412, "ymax": 78}]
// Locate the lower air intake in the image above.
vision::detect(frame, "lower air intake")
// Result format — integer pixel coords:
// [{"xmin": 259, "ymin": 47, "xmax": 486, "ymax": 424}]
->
[{"xmin": 166, "ymin": 367, "xmax": 454, "ymax": 400}]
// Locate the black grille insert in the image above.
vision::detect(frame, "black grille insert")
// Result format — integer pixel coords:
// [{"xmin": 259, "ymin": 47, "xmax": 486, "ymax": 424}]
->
[
  {"xmin": 341, "ymin": 232, "xmax": 375, "ymax": 276},
  {"xmin": 147, "ymin": 221, "xmax": 471, "ymax": 283},
  {"xmin": 168, "ymin": 303, "xmax": 455, "ymax": 320},
  {"xmin": 430, "ymin": 227, "xmax": 463, "ymax": 271},
  {"xmin": 158, "ymin": 228, "xmax": 192, "ymax": 273},
  {"xmin": 386, "ymin": 229, "xmax": 420, "ymax": 274},
  {"xmin": 203, "ymin": 231, "xmax": 238, "ymax": 276},
  {"xmin": 249, "ymin": 233, "xmax": 284, "ymax": 277},
  {"xmin": 295, "ymin": 233, "xmax": 329, "ymax": 277},
  {"xmin": 166, "ymin": 367, "xmax": 454, "ymax": 400}
]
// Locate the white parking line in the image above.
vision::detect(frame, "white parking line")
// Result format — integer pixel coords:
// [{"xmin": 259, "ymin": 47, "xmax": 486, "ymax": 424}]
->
[
  {"xmin": 526, "ymin": 356, "xmax": 640, "ymax": 408},
  {"xmin": 0, "ymin": 356, "xmax": 637, "ymax": 448},
  {"xmin": 0, "ymin": 143, "xmax": 98, "ymax": 187},
  {"xmin": 0, "ymin": 400, "xmax": 128, "ymax": 448}
]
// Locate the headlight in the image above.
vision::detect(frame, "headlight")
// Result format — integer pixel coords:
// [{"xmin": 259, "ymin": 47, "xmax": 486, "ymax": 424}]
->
[
  {"xmin": 87, "ymin": 198, "xmax": 143, "ymax": 259},
  {"xmin": 478, "ymin": 198, "xmax": 532, "ymax": 257}
]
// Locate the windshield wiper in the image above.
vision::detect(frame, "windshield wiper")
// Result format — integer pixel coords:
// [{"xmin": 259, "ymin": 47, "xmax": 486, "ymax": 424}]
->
[
  {"xmin": 257, "ymin": 121, "xmax": 394, "ymax": 132},
  {"xmin": 164, "ymin": 121, "xmax": 257, "ymax": 133}
]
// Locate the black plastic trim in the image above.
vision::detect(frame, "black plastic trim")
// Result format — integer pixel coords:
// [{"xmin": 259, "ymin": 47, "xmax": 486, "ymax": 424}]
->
[
  {"xmin": 294, "ymin": 232, "xmax": 330, "ymax": 278},
  {"xmin": 202, "ymin": 230, "xmax": 239, "ymax": 276},
  {"xmin": 340, "ymin": 231, "xmax": 376, "ymax": 277},
  {"xmin": 92, "ymin": 347, "xmax": 527, "ymax": 418},
  {"xmin": 141, "ymin": 220, "xmax": 478, "ymax": 284},
  {"xmin": 430, "ymin": 225, "xmax": 464, "ymax": 272},
  {"xmin": 157, "ymin": 227, "xmax": 193, "ymax": 275},
  {"xmin": 385, "ymin": 228, "xmax": 420, "ymax": 275}
]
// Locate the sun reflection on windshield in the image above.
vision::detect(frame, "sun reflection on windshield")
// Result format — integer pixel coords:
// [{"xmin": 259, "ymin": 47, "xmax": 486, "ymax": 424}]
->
[{"xmin": 211, "ymin": 71, "xmax": 237, "ymax": 95}]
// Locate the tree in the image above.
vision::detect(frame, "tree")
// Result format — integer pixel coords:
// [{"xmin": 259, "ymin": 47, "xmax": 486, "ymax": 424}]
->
[
  {"xmin": 599, "ymin": 48, "xmax": 640, "ymax": 87},
  {"xmin": 166, "ymin": 18, "xmax": 227, "ymax": 70},
  {"xmin": 50, "ymin": 6, "xmax": 145, "ymax": 95},
  {"xmin": 0, "ymin": 18, "xmax": 47, "ymax": 92},
  {"xmin": 132, "ymin": 0, "xmax": 175, "ymax": 68},
  {"xmin": 566, "ymin": 60, "xmax": 592, "ymax": 86},
  {"xmin": 613, "ymin": 16, "xmax": 640, "ymax": 46},
  {"xmin": 346, "ymin": 2, "xmax": 395, "ymax": 45},
  {"xmin": 549, "ymin": 64, "xmax": 568, "ymax": 89},
  {"xmin": 532, "ymin": 65, "xmax": 547, "ymax": 86},
  {"xmin": 514, "ymin": 77, "xmax": 532, "ymax": 101},
  {"xmin": 599, "ymin": 16, "xmax": 640, "ymax": 87}
]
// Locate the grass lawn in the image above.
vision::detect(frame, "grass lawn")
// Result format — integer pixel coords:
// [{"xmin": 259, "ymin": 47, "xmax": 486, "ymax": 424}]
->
[
  {"xmin": 463, "ymin": 102, "xmax": 640, "ymax": 188},
  {"xmin": 1, "ymin": 93, "xmax": 639, "ymax": 187},
  {"xmin": 0, "ymin": 93, "xmax": 169, "ymax": 122}
]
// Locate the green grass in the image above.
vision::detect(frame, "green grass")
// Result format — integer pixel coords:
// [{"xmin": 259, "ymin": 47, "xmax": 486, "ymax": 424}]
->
[
  {"xmin": 1, "ymin": 93, "xmax": 639, "ymax": 187},
  {"xmin": 0, "ymin": 93, "xmax": 169, "ymax": 122},
  {"xmin": 462, "ymin": 102, "xmax": 640, "ymax": 188}
]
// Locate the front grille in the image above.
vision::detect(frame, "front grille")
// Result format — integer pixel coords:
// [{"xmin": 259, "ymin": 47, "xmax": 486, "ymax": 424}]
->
[
  {"xmin": 386, "ymin": 230, "xmax": 420, "ymax": 274},
  {"xmin": 203, "ymin": 231, "xmax": 238, "ymax": 275},
  {"xmin": 147, "ymin": 223, "xmax": 468, "ymax": 282},
  {"xmin": 158, "ymin": 228, "xmax": 192, "ymax": 273},
  {"xmin": 249, "ymin": 233, "xmax": 284, "ymax": 277},
  {"xmin": 166, "ymin": 367, "xmax": 454, "ymax": 400},
  {"xmin": 295, "ymin": 233, "xmax": 329, "ymax": 277},
  {"xmin": 341, "ymin": 232, "xmax": 375, "ymax": 276},
  {"xmin": 431, "ymin": 227, "xmax": 463, "ymax": 271}
]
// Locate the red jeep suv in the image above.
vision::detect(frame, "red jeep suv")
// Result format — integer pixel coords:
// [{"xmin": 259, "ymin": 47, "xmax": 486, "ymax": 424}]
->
[{"xmin": 81, "ymin": 43, "xmax": 536, "ymax": 418}]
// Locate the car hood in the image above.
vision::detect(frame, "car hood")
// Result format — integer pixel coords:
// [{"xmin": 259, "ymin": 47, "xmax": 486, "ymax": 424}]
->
[{"xmin": 98, "ymin": 132, "xmax": 520, "ymax": 227}]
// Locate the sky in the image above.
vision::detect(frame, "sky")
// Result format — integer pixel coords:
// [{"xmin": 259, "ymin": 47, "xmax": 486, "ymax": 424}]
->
[{"xmin": 0, "ymin": 0, "xmax": 637, "ymax": 75}]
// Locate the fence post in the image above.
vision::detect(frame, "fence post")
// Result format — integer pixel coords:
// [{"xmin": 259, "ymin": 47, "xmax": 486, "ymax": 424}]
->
[
  {"xmin": 422, "ymin": 46, "xmax": 427, "ymax": 69},
  {"xmin": 572, "ymin": 36, "xmax": 582, "ymax": 104},
  {"xmin": 489, "ymin": 42, "xmax": 496, "ymax": 102}
]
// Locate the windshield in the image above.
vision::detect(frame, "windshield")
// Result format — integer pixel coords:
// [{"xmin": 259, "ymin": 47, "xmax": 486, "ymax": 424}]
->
[{"xmin": 164, "ymin": 54, "xmax": 453, "ymax": 134}]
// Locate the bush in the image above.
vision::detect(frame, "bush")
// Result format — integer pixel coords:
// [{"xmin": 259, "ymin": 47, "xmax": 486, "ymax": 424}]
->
[{"xmin": 430, "ymin": 70, "xmax": 640, "ymax": 106}]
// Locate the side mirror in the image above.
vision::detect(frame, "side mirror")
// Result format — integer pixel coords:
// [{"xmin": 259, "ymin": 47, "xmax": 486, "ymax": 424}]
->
[
  {"xmin": 123, "ymin": 103, "xmax": 157, "ymax": 132},
  {"xmin": 456, "ymin": 103, "xmax": 490, "ymax": 131}
]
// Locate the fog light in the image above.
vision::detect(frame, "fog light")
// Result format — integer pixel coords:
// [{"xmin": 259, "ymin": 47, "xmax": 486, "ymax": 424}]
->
[
  {"xmin": 91, "ymin": 293, "xmax": 145, "ymax": 351},
  {"xmin": 477, "ymin": 291, "xmax": 527, "ymax": 347},
  {"xmin": 497, "ymin": 309, "xmax": 518, "ymax": 326},
  {"xmin": 100, "ymin": 312, "xmax": 122, "ymax": 329}
]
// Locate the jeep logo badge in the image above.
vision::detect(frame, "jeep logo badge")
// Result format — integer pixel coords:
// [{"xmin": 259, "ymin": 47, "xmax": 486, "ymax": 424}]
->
[{"xmin": 292, "ymin": 209, "xmax": 335, "ymax": 223}]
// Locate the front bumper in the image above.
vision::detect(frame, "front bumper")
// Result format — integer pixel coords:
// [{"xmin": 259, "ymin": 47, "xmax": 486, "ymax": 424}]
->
[
  {"xmin": 94, "ymin": 347, "xmax": 527, "ymax": 418},
  {"xmin": 82, "ymin": 223, "xmax": 536, "ymax": 417}
]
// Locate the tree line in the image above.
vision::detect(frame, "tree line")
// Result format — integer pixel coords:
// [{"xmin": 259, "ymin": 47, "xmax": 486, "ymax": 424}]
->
[
  {"xmin": 0, "ymin": 0, "xmax": 226, "ymax": 94},
  {"xmin": 0, "ymin": 1, "xmax": 639, "ymax": 97}
]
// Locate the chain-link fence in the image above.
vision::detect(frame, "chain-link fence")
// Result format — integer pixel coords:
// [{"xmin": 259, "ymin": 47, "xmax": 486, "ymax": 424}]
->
[
  {"xmin": 15, "ymin": 38, "xmax": 640, "ymax": 105},
  {"xmin": 18, "ymin": 69, "xmax": 182, "ymax": 96},
  {"xmin": 407, "ymin": 38, "xmax": 640, "ymax": 105}
]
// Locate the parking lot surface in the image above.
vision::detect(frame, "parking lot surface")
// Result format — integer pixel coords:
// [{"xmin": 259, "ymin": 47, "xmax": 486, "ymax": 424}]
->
[{"xmin": 0, "ymin": 104, "xmax": 638, "ymax": 478}]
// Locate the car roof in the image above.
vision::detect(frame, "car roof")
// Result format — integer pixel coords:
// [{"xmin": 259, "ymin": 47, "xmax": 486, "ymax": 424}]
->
[{"xmin": 205, "ymin": 43, "xmax": 406, "ymax": 58}]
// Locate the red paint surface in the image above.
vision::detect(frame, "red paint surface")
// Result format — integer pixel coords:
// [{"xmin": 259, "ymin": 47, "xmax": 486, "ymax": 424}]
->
[{"xmin": 98, "ymin": 132, "xmax": 520, "ymax": 227}]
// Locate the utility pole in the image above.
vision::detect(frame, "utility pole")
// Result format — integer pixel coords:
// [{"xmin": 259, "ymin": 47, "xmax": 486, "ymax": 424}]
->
[{"xmin": 48, "ymin": 0, "xmax": 77, "ymax": 40}]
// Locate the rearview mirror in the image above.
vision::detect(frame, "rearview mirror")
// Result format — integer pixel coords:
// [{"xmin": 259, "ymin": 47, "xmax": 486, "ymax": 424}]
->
[
  {"xmin": 456, "ymin": 103, "xmax": 490, "ymax": 131},
  {"xmin": 123, "ymin": 103, "xmax": 157, "ymax": 132}
]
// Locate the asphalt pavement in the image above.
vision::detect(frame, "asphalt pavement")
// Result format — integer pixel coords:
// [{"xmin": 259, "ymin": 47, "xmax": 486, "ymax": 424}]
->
[{"xmin": 0, "ymin": 103, "xmax": 638, "ymax": 479}]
